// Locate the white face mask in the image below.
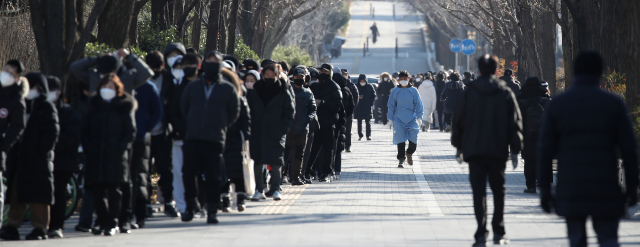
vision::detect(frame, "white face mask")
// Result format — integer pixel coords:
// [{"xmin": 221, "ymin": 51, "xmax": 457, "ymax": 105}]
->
[
  {"xmin": 359, "ymin": 82, "xmax": 366, "ymax": 86},
  {"xmin": 398, "ymin": 80, "xmax": 409, "ymax": 87},
  {"xmin": 100, "ymin": 88, "xmax": 116, "ymax": 101},
  {"xmin": 383, "ymin": 78, "xmax": 389, "ymax": 82},
  {"xmin": 167, "ymin": 55, "xmax": 181, "ymax": 68},
  {"xmin": 416, "ymin": 78, "xmax": 422, "ymax": 82},
  {"xmin": 1, "ymin": 71, "xmax": 15, "ymax": 87},
  {"xmin": 47, "ymin": 90, "xmax": 59, "ymax": 102},
  {"xmin": 245, "ymin": 81, "xmax": 255, "ymax": 89},
  {"xmin": 26, "ymin": 89, "xmax": 40, "ymax": 100},
  {"xmin": 172, "ymin": 68, "xmax": 185, "ymax": 80}
]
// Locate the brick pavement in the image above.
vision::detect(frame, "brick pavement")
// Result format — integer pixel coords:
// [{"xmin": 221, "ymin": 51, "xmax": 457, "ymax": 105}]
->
[{"xmin": 3, "ymin": 122, "xmax": 640, "ymax": 246}]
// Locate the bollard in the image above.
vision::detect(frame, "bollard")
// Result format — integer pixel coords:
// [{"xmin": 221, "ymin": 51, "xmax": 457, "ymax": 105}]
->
[
  {"xmin": 367, "ymin": 37, "xmax": 370, "ymax": 52},
  {"xmin": 363, "ymin": 42, "xmax": 366, "ymax": 57},
  {"xmin": 370, "ymin": 3, "xmax": 372, "ymax": 15},
  {"xmin": 395, "ymin": 38, "xmax": 398, "ymax": 58},
  {"xmin": 372, "ymin": 8, "xmax": 375, "ymax": 18},
  {"xmin": 393, "ymin": 4, "xmax": 395, "ymax": 19}
]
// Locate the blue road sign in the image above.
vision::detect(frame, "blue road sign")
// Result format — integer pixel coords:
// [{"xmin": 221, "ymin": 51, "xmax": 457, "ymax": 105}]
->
[
  {"xmin": 449, "ymin": 39, "xmax": 462, "ymax": 53},
  {"xmin": 461, "ymin": 39, "xmax": 477, "ymax": 55}
]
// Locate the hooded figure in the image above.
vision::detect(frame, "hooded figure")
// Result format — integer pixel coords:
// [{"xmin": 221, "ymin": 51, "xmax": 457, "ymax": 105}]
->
[
  {"xmin": 499, "ymin": 69, "xmax": 521, "ymax": 97},
  {"xmin": 3, "ymin": 72, "xmax": 59, "ymax": 240},
  {"xmin": 417, "ymin": 75, "xmax": 437, "ymax": 130},
  {"xmin": 377, "ymin": 72, "xmax": 395, "ymax": 125}
]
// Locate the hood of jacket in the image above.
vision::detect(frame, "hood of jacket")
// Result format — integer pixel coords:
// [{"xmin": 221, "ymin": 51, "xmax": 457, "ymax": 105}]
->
[
  {"xmin": 421, "ymin": 80, "xmax": 434, "ymax": 89},
  {"xmin": 25, "ymin": 72, "xmax": 49, "ymax": 100},
  {"xmin": 254, "ymin": 76, "xmax": 290, "ymax": 94},
  {"xmin": 446, "ymin": 80, "xmax": 464, "ymax": 90},
  {"xmin": 469, "ymin": 75, "xmax": 506, "ymax": 95},
  {"xmin": 90, "ymin": 91, "xmax": 137, "ymax": 114},
  {"xmin": 333, "ymin": 72, "xmax": 347, "ymax": 88},
  {"xmin": 357, "ymin": 74, "xmax": 367, "ymax": 83}
]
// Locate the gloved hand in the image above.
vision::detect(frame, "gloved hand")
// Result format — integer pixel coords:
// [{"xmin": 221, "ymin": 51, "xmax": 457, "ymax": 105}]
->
[
  {"xmin": 540, "ymin": 188, "xmax": 554, "ymax": 213},
  {"xmin": 456, "ymin": 150, "xmax": 463, "ymax": 164},
  {"xmin": 511, "ymin": 153, "xmax": 519, "ymax": 170}
]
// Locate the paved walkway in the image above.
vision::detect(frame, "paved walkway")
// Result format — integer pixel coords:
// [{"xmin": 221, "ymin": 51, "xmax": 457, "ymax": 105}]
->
[{"xmin": 4, "ymin": 123, "xmax": 640, "ymax": 246}]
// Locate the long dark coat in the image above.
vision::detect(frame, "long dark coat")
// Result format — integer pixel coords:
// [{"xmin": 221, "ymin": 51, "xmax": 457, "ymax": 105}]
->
[
  {"xmin": 354, "ymin": 83, "xmax": 376, "ymax": 119},
  {"xmin": 53, "ymin": 102, "xmax": 82, "ymax": 172},
  {"xmin": 0, "ymin": 77, "xmax": 27, "ymax": 172},
  {"xmin": 247, "ymin": 78, "xmax": 295, "ymax": 167},
  {"xmin": 7, "ymin": 96, "xmax": 59, "ymax": 205},
  {"xmin": 224, "ymin": 88, "xmax": 251, "ymax": 180},
  {"xmin": 538, "ymin": 76, "xmax": 638, "ymax": 217},
  {"xmin": 82, "ymin": 93, "xmax": 136, "ymax": 185}
]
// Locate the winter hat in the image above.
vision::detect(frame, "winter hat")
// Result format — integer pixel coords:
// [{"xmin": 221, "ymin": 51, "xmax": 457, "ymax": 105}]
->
[
  {"xmin": 261, "ymin": 59, "xmax": 277, "ymax": 68},
  {"xmin": 243, "ymin": 59, "xmax": 259, "ymax": 71},
  {"xmin": 163, "ymin": 42, "xmax": 186, "ymax": 57},
  {"xmin": 47, "ymin": 76, "xmax": 62, "ymax": 91},
  {"xmin": 223, "ymin": 55, "xmax": 240, "ymax": 71},
  {"xmin": 98, "ymin": 55, "xmax": 117, "ymax": 74},
  {"xmin": 320, "ymin": 63, "xmax": 333, "ymax": 72},
  {"xmin": 308, "ymin": 67, "xmax": 319, "ymax": 78},
  {"xmin": 242, "ymin": 70, "xmax": 260, "ymax": 81},
  {"xmin": 504, "ymin": 69, "xmax": 513, "ymax": 76},
  {"xmin": 523, "ymin": 76, "xmax": 542, "ymax": 88},
  {"xmin": 392, "ymin": 72, "xmax": 399, "ymax": 78},
  {"xmin": 25, "ymin": 72, "xmax": 49, "ymax": 96},
  {"xmin": 6, "ymin": 59, "xmax": 24, "ymax": 74},
  {"xmin": 357, "ymin": 74, "xmax": 367, "ymax": 83}
]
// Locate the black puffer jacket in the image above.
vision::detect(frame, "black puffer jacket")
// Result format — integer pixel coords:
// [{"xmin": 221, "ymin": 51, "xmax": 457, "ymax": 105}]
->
[
  {"xmin": 334, "ymin": 73, "xmax": 352, "ymax": 128},
  {"xmin": 499, "ymin": 75, "xmax": 521, "ymax": 97},
  {"xmin": 538, "ymin": 75, "xmax": 639, "ymax": 217},
  {"xmin": 53, "ymin": 102, "xmax": 82, "ymax": 172},
  {"xmin": 224, "ymin": 87, "xmax": 251, "ymax": 180},
  {"xmin": 310, "ymin": 76, "xmax": 342, "ymax": 127},
  {"xmin": 517, "ymin": 83, "xmax": 550, "ymax": 160},
  {"xmin": 451, "ymin": 75, "xmax": 522, "ymax": 162},
  {"xmin": 0, "ymin": 77, "xmax": 27, "ymax": 172},
  {"xmin": 441, "ymin": 80, "xmax": 465, "ymax": 114},
  {"xmin": 7, "ymin": 72, "xmax": 59, "ymax": 205},
  {"xmin": 434, "ymin": 79, "xmax": 446, "ymax": 111},
  {"xmin": 247, "ymin": 78, "xmax": 295, "ymax": 166},
  {"xmin": 83, "ymin": 93, "xmax": 136, "ymax": 185},
  {"xmin": 355, "ymin": 80, "xmax": 376, "ymax": 119}
]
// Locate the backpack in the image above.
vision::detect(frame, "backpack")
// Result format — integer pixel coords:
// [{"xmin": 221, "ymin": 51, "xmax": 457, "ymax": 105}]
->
[{"xmin": 525, "ymin": 98, "xmax": 545, "ymax": 137}]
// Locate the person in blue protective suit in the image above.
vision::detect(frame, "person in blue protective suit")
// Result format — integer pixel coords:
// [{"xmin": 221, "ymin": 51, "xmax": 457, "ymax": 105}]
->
[{"xmin": 387, "ymin": 70, "xmax": 423, "ymax": 168}]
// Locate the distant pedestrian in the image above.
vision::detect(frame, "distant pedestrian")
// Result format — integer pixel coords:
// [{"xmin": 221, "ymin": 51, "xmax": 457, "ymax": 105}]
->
[
  {"xmin": 451, "ymin": 55, "xmax": 522, "ymax": 246},
  {"xmin": 355, "ymin": 74, "xmax": 376, "ymax": 141},
  {"xmin": 377, "ymin": 72, "xmax": 394, "ymax": 125},
  {"xmin": 517, "ymin": 76, "xmax": 550, "ymax": 194},
  {"xmin": 434, "ymin": 72, "xmax": 446, "ymax": 131},
  {"xmin": 370, "ymin": 22, "xmax": 380, "ymax": 44},
  {"xmin": 417, "ymin": 73, "xmax": 437, "ymax": 132},
  {"xmin": 440, "ymin": 71, "xmax": 465, "ymax": 132},
  {"xmin": 538, "ymin": 51, "xmax": 638, "ymax": 247},
  {"xmin": 499, "ymin": 69, "xmax": 520, "ymax": 97},
  {"xmin": 463, "ymin": 71, "xmax": 473, "ymax": 85},
  {"xmin": 388, "ymin": 70, "xmax": 423, "ymax": 168}
]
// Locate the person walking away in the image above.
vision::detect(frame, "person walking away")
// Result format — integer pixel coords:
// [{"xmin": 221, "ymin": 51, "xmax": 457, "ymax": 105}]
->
[
  {"xmin": 451, "ymin": 55, "xmax": 522, "ymax": 246},
  {"xmin": 0, "ymin": 59, "xmax": 27, "ymax": 235},
  {"xmin": 499, "ymin": 69, "xmax": 520, "ymax": 97},
  {"xmin": 342, "ymin": 68, "xmax": 358, "ymax": 152},
  {"xmin": 247, "ymin": 63, "xmax": 295, "ymax": 199},
  {"xmin": 284, "ymin": 67, "xmax": 316, "ymax": 185},
  {"xmin": 434, "ymin": 72, "xmax": 447, "ymax": 131},
  {"xmin": 70, "ymin": 48, "xmax": 153, "ymax": 94},
  {"xmin": 516, "ymin": 77, "xmax": 550, "ymax": 194},
  {"xmin": 145, "ymin": 50, "xmax": 181, "ymax": 218},
  {"xmin": 417, "ymin": 73, "xmax": 437, "ymax": 132},
  {"xmin": 180, "ymin": 51, "xmax": 240, "ymax": 223},
  {"xmin": 333, "ymin": 72, "xmax": 352, "ymax": 177},
  {"xmin": 307, "ymin": 64, "xmax": 342, "ymax": 183},
  {"xmin": 355, "ymin": 74, "xmax": 376, "ymax": 141},
  {"xmin": 377, "ymin": 72, "xmax": 394, "ymax": 125},
  {"xmin": 440, "ymin": 71, "xmax": 465, "ymax": 132},
  {"xmin": 387, "ymin": 70, "xmax": 423, "ymax": 168},
  {"xmin": 463, "ymin": 71, "xmax": 473, "ymax": 85},
  {"xmin": 221, "ymin": 71, "xmax": 251, "ymax": 212},
  {"xmin": 82, "ymin": 74, "xmax": 135, "ymax": 236},
  {"xmin": 166, "ymin": 54, "xmax": 200, "ymax": 215},
  {"xmin": 538, "ymin": 51, "xmax": 638, "ymax": 247},
  {"xmin": 370, "ymin": 22, "xmax": 380, "ymax": 44},
  {"xmin": 1, "ymin": 72, "xmax": 59, "ymax": 241},
  {"xmin": 46, "ymin": 76, "xmax": 82, "ymax": 238},
  {"xmin": 127, "ymin": 78, "xmax": 162, "ymax": 228}
]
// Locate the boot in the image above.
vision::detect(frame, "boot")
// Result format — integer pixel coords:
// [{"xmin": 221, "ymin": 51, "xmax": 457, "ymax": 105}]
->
[
  {"xmin": 25, "ymin": 228, "xmax": 48, "ymax": 240},
  {"xmin": 290, "ymin": 159, "xmax": 304, "ymax": 186},
  {"xmin": 207, "ymin": 207, "xmax": 219, "ymax": 224},
  {"xmin": 406, "ymin": 152, "xmax": 413, "ymax": 165},
  {"xmin": 221, "ymin": 194, "xmax": 231, "ymax": 213},
  {"xmin": 0, "ymin": 225, "xmax": 20, "ymax": 240},
  {"xmin": 237, "ymin": 194, "xmax": 246, "ymax": 212}
]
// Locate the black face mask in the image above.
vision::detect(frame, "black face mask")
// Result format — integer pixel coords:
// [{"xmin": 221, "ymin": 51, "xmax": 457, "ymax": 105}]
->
[
  {"xmin": 264, "ymin": 78, "xmax": 276, "ymax": 84},
  {"xmin": 318, "ymin": 73, "xmax": 330, "ymax": 81},
  {"xmin": 202, "ymin": 62, "xmax": 221, "ymax": 82},
  {"xmin": 184, "ymin": 67, "xmax": 197, "ymax": 78},
  {"xmin": 293, "ymin": 79, "xmax": 305, "ymax": 86}
]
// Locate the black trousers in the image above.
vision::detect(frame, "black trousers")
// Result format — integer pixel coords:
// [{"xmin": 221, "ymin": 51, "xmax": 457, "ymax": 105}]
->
[
  {"xmin": 566, "ymin": 215, "xmax": 619, "ymax": 247},
  {"xmin": 357, "ymin": 119, "xmax": 371, "ymax": 138},
  {"xmin": 49, "ymin": 171, "xmax": 74, "ymax": 230},
  {"xmin": 380, "ymin": 97, "xmax": 389, "ymax": 124},
  {"xmin": 308, "ymin": 124, "xmax": 336, "ymax": 177},
  {"xmin": 436, "ymin": 110, "xmax": 446, "ymax": 129},
  {"xmin": 94, "ymin": 183, "xmax": 124, "ymax": 229},
  {"xmin": 444, "ymin": 112, "xmax": 453, "ymax": 127},
  {"xmin": 284, "ymin": 133, "xmax": 307, "ymax": 179},
  {"xmin": 345, "ymin": 119, "xmax": 353, "ymax": 149},
  {"xmin": 468, "ymin": 157, "xmax": 506, "ymax": 240},
  {"xmin": 302, "ymin": 132, "xmax": 315, "ymax": 178},
  {"xmin": 182, "ymin": 140, "xmax": 223, "ymax": 212},
  {"xmin": 150, "ymin": 134, "xmax": 173, "ymax": 202},
  {"xmin": 523, "ymin": 157, "xmax": 537, "ymax": 190},
  {"xmin": 128, "ymin": 138, "xmax": 150, "ymax": 222},
  {"xmin": 222, "ymin": 177, "xmax": 245, "ymax": 193},
  {"xmin": 397, "ymin": 141, "xmax": 417, "ymax": 160}
]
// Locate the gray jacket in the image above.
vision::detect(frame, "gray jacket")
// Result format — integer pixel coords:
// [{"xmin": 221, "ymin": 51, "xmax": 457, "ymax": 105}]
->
[
  {"xmin": 181, "ymin": 75, "xmax": 240, "ymax": 145},
  {"xmin": 70, "ymin": 54, "xmax": 153, "ymax": 94}
]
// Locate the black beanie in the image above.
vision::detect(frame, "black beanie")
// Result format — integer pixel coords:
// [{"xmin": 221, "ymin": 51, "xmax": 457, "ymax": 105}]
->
[
  {"xmin": 6, "ymin": 59, "xmax": 24, "ymax": 74},
  {"xmin": 47, "ymin": 76, "xmax": 62, "ymax": 91}
]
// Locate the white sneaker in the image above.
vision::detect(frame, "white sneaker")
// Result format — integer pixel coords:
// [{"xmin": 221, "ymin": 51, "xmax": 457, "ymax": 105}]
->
[
  {"xmin": 251, "ymin": 190, "xmax": 265, "ymax": 201},
  {"xmin": 273, "ymin": 191, "xmax": 282, "ymax": 201}
]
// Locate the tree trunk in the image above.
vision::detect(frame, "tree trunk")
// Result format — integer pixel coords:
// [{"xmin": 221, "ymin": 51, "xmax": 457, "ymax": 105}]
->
[
  {"xmin": 191, "ymin": 0, "xmax": 202, "ymax": 52},
  {"xmin": 219, "ymin": 0, "xmax": 227, "ymax": 53},
  {"xmin": 516, "ymin": 1, "xmax": 543, "ymax": 82},
  {"xmin": 226, "ymin": 0, "xmax": 239, "ymax": 55},
  {"xmin": 538, "ymin": 10, "xmax": 557, "ymax": 94},
  {"xmin": 205, "ymin": 0, "xmax": 221, "ymax": 52},
  {"xmin": 97, "ymin": 0, "xmax": 135, "ymax": 48},
  {"xmin": 128, "ymin": 0, "xmax": 150, "ymax": 46},
  {"xmin": 151, "ymin": 0, "xmax": 168, "ymax": 30},
  {"xmin": 561, "ymin": 0, "xmax": 574, "ymax": 89}
]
